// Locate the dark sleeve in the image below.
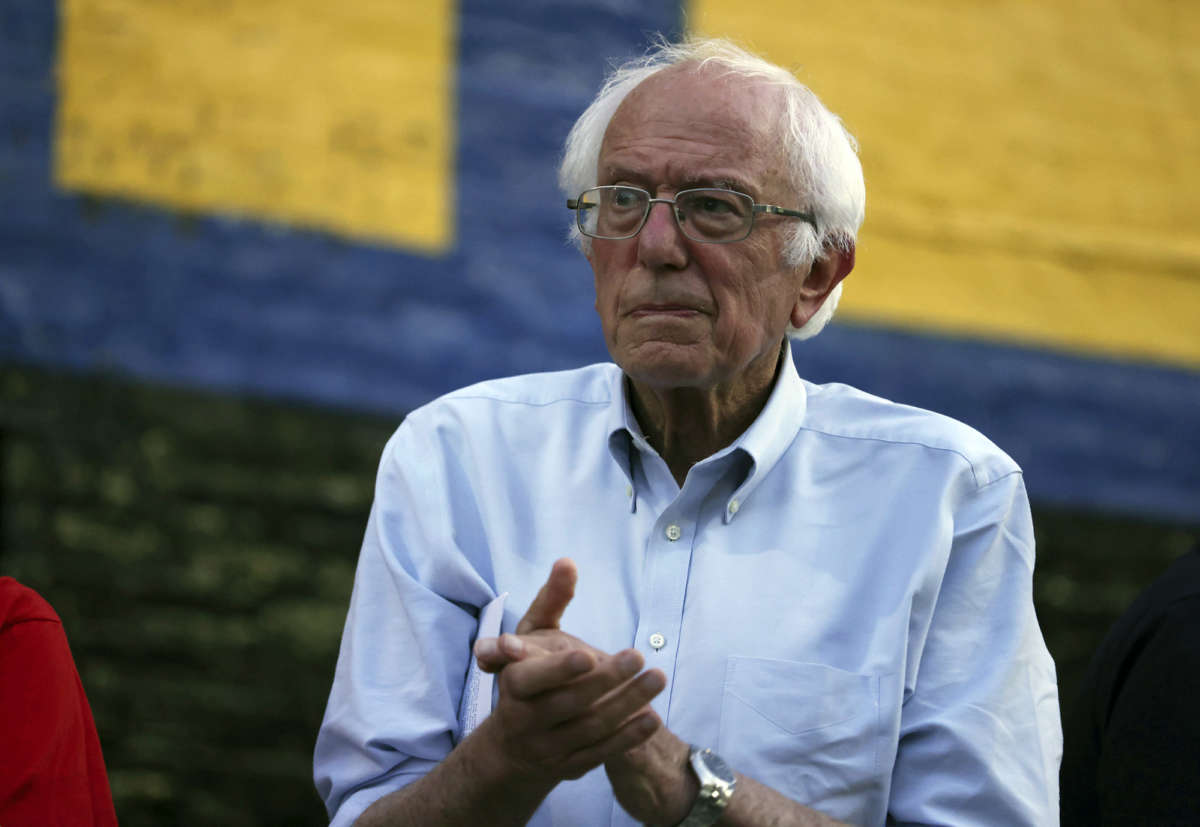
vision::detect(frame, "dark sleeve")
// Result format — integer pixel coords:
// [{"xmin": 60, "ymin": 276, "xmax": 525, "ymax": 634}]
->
[
  {"xmin": 1096, "ymin": 595, "xmax": 1200, "ymax": 824},
  {"xmin": 1059, "ymin": 663, "xmax": 1103, "ymax": 826}
]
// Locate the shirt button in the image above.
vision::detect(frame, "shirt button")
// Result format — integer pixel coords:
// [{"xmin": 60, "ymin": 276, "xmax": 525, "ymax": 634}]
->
[
  {"xmin": 626, "ymin": 484, "xmax": 633, "ymax": 498},
  {"xmin": 728, "ymin": 499, "xmax": 740, "ymax": 515},
  {"xmin": 665, "ymin": 524, "xmax": 682, "ymax": 541},
  {"xmin": 648, "ymin": 633, "xmax": 666, "ymax": 650}
]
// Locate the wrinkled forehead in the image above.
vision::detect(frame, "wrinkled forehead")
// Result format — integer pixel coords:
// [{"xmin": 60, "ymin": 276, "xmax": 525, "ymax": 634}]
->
[{"xmin": 600, "ymin": 63, "xmax": 787, "ymax": 188}]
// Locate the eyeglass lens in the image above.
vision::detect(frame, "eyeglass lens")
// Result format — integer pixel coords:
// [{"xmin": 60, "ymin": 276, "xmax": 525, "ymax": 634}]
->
[{"xmin": 577, "ymin": 187, "xmax": 753, "ymax": 242}]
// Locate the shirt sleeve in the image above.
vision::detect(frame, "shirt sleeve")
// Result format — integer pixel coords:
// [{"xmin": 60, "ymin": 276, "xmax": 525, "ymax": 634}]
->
[
  {"xmin": 0, "ymin": 582, "xmax": 119, "ymax": 827},
  {"xmin": 888, "ymin": 471, "xmax": 1062, "ymax": 826},
  {"xmin": 313, "ymin": 417, "xmax": 498, "ymax": 826}
]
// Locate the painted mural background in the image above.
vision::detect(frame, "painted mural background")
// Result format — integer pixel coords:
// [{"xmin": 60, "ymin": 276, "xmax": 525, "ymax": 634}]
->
[{"xmin": 6, "ymin": 0, "xmax": 1198, "ymax": 519}]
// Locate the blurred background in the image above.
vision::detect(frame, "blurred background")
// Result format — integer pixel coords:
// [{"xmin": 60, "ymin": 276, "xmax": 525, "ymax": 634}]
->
[{"xmin": 2, "ymin": 0, "xmax": 1197, "ymax": 823}]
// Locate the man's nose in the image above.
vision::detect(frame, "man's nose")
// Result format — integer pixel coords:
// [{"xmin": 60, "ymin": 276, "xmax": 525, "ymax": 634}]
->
[{"xmin": 637, "ymin": 200, "xmax": 688, "ymax": 270}]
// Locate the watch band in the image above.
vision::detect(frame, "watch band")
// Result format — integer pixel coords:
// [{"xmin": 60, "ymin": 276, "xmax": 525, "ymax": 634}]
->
[{"xmin": 676, "ymin": 745, "xmax": 737, "ymax": 827}]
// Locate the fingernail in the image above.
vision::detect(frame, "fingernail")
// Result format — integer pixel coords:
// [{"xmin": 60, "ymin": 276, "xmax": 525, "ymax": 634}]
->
[
  {"xmin": 616, "ymin": 650, "xmax": 642, "ymax": 674},
  {"xmin": 567, "ymin": 651, "xmax": 592, "ymax": 672},
  {"xmin": 500, "ymin": 634, "xmax": 525, "ymax": 656},
  {"xmin": 474, "ymin": 638, "xmax": 497, "ymax": 658},
  {"xmin": 640, "ymin": 670, "xmax": 666, "ymax": 691}
]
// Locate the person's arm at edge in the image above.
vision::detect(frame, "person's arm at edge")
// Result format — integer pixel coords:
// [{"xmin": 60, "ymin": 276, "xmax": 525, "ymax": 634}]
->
[
  {"xmin": 1096, "ymin": 593, "xmax": 1200, "ymax": 820},
  {"xmin": 0, "ymin": 582, "xmax": 119, "ymax": 827}
]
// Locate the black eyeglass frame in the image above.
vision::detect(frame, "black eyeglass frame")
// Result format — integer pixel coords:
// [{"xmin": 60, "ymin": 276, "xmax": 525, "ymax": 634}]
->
[{"xmin": 566, "ymin": 185, "xmax": 818, "ymax": 243}]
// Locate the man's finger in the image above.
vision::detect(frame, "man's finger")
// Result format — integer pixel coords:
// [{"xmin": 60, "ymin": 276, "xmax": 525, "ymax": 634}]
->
[
  {"xmin": 536, "ymin": 649, "xmax": 648, "ymax": 724},
  {"xmin": 542, "ymin": 661, "xmax": 664, "ymax": 738},
  {"xmin": 475, "ymin": 633, "xmax": 549, "ymax": 673},
  {"xmin": 473, "ymin": 636, "xmax": 510, "ymax": 673},
  {"xmin": 556, "ymin": 710, "xmax": 663, "ymax": 781},
  {"xmin": 516, "ymin": 557, "xmax": 578, "ymax": 635},
  {"xmin": 502, "ymin": 648, "xmax": 596, "ymax": 699}
]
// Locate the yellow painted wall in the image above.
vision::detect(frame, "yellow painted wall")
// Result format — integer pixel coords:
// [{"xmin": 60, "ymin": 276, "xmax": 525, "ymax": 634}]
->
[
  {"xmin": 692, "ymin": 0, "xmax": 1200, "ymax": 368},
  {"xmin": 55, "ymin": 0, "xmax": 454, "ymax": 253}
]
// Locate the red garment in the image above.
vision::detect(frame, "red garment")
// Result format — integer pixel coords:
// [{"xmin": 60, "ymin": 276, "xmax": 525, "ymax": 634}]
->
[{"xmin": 0, "ymin": 577, "xmax": 118, "ymax": 826}]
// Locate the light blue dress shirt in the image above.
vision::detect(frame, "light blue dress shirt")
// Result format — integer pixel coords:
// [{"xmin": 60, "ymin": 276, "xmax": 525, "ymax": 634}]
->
[{"xmin": 314, "ymin": 346, "xmax": 1062, "ymax": 826}]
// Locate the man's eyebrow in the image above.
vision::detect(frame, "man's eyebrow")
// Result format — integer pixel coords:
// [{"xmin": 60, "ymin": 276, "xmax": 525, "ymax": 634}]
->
[
  {"xmin": 600, "ymin": 168, "xmax": 759, "ymax": 195},
  {"xmin": 599, "ymin": 166, "xmax": 648, "ymax": 185},
  {"xmin": 679, "ymin": 173, "xmax": 757, "ymax": 195}
]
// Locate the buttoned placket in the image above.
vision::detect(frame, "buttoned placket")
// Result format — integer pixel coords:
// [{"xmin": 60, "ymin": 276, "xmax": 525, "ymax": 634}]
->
[
  {"xmin": 606, "ymin": 423, "xmax": 757, "ymax": 827},
  {"xmin": 625, "ymin": 445, "xmax": 749, "ymax": 724}
]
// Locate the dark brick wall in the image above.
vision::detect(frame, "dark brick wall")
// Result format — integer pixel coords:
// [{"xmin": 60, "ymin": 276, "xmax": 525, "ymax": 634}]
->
[
  {"xmin": 1, "ymin": 364, "xmax": 390, "ymax": 826},
  {"xmin": 2, "ymin": 362, "xmax": 1197, "ymax": 824}
]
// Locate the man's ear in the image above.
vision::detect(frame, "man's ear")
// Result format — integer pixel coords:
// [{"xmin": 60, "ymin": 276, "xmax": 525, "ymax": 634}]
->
[{"xmin": 790, "ymin": 244, "xmax": 855, "ymax": 329}]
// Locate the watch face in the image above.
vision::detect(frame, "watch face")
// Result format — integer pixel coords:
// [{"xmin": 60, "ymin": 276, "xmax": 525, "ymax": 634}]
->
[
  {"xmin": 701, "ymin": 749, "xmax": 734, "ymax": 783},
  {"xmin": 685, "ymin": 747, "xmax": 737, "ymax": 826}
]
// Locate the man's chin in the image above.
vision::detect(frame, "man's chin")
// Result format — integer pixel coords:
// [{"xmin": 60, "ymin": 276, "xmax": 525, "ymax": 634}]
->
[{"xmin": 615, "ymin": 348, "xmax": 716, "ymax": 391}]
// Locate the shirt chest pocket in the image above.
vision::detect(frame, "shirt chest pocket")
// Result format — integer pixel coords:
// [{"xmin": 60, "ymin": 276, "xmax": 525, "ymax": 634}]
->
[{"xmin": 718, "ymin": 657, "xmax": 886, "ymax": 820}]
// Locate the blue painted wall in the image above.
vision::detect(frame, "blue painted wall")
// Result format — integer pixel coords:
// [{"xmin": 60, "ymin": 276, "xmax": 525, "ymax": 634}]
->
[{"xmin": 1, "ymin": 0, "xmax": 1197, "ymax": 522}]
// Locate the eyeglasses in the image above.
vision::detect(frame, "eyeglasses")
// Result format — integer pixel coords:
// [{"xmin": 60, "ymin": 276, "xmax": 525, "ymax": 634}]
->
[{"xmin": 567, "ymin": 185, "xmax": 817, "ymax": 244}]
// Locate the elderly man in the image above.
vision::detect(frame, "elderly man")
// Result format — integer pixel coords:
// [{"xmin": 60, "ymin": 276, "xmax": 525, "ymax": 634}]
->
[{"xmin": 315, "ymin": 38, "xmax": 1061, "ymax": 826}]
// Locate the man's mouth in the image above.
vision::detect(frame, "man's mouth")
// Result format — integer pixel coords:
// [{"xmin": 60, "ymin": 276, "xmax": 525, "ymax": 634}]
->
[{"xmin": 630, "ymin": 304, "xmax": 701, "ymax": 317}]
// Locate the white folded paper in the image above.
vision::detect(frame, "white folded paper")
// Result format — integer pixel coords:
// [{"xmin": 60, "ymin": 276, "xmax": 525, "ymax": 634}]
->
[{"xmin": 457, "ymin": 592, "xmax": 508, "ymax": 742}]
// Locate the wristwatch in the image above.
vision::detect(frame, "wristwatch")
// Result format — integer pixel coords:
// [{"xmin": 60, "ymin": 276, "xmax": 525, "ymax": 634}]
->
[{"xmin": 676, "ymin": 745, "xmax": 737, "ymax": 826}]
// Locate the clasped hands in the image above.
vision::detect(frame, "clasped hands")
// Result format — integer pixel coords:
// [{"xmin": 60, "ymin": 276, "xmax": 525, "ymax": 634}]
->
[{"xmin": 472, "ymin": 558, "xmax": 699, "ymax": 824}]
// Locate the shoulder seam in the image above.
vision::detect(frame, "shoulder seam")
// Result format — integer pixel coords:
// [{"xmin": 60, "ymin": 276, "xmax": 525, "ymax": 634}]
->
[
  {"xmin": 440, "ymin": 393, "xmax": 611, "ymax": 409},
  {"xmin": 798, "ymin": 426, "xmax": 1016, "ymax": 490},
  {"xmin": 975, "ymin": 468, "xmax": 1024, "ymax": 491}
]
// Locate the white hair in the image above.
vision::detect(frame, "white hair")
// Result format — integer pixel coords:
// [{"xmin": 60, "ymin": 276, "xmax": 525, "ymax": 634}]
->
[{"xmin": 558, "ymin": 37, "xmax": 865, "ymax": 340}]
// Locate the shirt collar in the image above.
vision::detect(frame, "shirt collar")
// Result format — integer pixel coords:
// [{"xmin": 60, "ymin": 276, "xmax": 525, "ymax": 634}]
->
[
  {"xmin": 605, "ymin": 367, "xmax": 652, "ymax": 513},
  {"xmin": 716, "ymin": 342, "xmax": 808, "ymax": 522},
  {"xmin": 605, "ymin": 343, "xmax": 809, "ymax": 520}
]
